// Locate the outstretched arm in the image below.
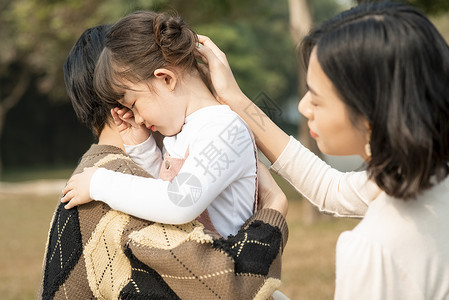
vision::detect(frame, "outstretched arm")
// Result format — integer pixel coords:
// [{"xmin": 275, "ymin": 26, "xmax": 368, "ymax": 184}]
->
[{"xmin": 196, "ymin": 35, "xmax": 378, "ymax": 217}]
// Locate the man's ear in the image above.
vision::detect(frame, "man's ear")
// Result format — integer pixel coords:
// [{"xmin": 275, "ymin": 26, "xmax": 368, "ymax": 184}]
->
[{"xmin": 153, "ymin": 68, "xmax": 177, "ymax": 92}]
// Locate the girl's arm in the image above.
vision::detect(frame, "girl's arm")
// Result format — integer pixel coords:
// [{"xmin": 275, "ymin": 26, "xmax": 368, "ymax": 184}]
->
[
  {"xmin": 124, "ymin": 136, "xmax": 162, "ymax": 178},
  {"xmin": 62, "ymin": 116, "xmax": 256, "ymax": 225}
]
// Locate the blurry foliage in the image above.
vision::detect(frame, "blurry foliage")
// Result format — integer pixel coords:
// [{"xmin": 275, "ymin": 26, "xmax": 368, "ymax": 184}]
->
[
  {"xmin": 432, "ymin": 12, "xmax": 449, "ymax": 43},
  {"xmin": 1, "ymin": 0, "xmax": 167, "ymax": 99},
  {"xmin": 1, "ymin": 0, "xmax": 298, "ymax": 169},
  {"xmin": 312, "ymin": 0, "xmax": 344, "ymax": 24},
  {"xmin": 356, "ymin": 0, "xmax": 449, "ymax": 15},
  {"xmin": 2, "ymin": 0, "xmax": 446, "ymax": 170},
  {"xmin": 405, "ymin": 0, "xmax": 449, "ymax": 14},
  {"xmin": 167, "ymin": 0, "xmax": 299, "ymax": 101},
  {"xmin": 1, "ymin": 0, "xmax": 297, "ymax": 103}
]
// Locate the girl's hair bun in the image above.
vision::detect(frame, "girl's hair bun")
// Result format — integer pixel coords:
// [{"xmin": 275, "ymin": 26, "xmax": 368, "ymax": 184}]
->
[
  {"xmin": 94, "ymin": 10, "xmax": 202, "ymax": 108},
  {"xmin": 153, "ymin": 12, "xmax": 198, "ymax": 66}
]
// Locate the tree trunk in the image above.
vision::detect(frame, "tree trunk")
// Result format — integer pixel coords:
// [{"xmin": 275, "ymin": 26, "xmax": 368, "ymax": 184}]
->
[
  {"xmin": 0, "ymin": 70, "xmax": 30, "ymax": 179},
  {"xmin": 288, "ymin": 0, "xmax": 328, "ymax": 224}
]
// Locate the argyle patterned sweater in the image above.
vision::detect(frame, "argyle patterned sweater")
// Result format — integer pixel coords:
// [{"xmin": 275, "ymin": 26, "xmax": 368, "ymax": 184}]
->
[{"xmin": 37, "ymin": 144, "xmax": 288, "ymax": 300}]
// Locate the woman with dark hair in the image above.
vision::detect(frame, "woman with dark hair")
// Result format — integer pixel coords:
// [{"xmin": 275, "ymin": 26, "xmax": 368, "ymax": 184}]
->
[{"xmin": 197, "ymin": 1, "xmax": 449, "ymax": 298}]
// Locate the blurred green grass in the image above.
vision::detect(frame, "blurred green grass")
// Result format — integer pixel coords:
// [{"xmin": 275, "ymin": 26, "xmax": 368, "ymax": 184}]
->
[
  {"xmin": 0, "ymin": 194, "xmax": 57, "ymax": 300},
  {"xmin": 0, "ymin": 169, "xmax": 359, "ymax": 300}
]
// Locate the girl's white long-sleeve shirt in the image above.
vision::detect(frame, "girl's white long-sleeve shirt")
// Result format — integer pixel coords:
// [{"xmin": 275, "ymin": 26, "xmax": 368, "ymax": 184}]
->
[
  {"xmin": 272, "ymin": 136, "xmax": 449, "ymax": 299},
  {"xmin": 90, "ymin": 105, "xmax": 257, "ymax": 237}
]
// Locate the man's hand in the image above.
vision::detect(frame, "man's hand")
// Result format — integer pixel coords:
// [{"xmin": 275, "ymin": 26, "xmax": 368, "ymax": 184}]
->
[
  {"xmin": 112, "ymin": 107, "xmax": 150, "ymax": 145},
  {"xmin": 61, "ymin": 167, "xmax": 98, "ymax": 209},
  {"xmin": 257, "ymin": 163, "xmax": 288, "ymax": 217}
]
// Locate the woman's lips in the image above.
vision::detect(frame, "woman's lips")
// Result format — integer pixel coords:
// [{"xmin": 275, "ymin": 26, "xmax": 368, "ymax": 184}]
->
[{"xmin": 309, "ymin": 129, "xmax": 318, "ymax": 138}]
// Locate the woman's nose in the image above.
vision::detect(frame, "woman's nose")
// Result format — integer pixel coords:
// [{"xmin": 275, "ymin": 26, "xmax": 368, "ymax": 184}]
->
[{"xmin": 298, "ymin": 92, "xmax": 312, "ymax": 119}]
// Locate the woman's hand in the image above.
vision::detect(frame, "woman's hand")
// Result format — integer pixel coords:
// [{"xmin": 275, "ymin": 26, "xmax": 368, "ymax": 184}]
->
[
  {"xmin": 257, "ymin": 162, "xmax": 288, "ymax": 217},
  {"xmin": 197, "ymin": 36, "xmax": 291, "ymax": 164},
  {"xmin": 196, "ymin": 35, "xmax": 245, "ymax": 106},
  {"xmin": 111, "ymin": 107, "xmax": 150, "ymax": 145},
  {"xmin": 60, "ymin": 167, "xmax": 98, "ymax": 209}
]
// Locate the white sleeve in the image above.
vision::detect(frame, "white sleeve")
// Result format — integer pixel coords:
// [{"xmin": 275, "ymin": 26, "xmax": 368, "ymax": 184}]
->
[
  {"xmin": 271, "ymin": 136, "xmax": 380, "ymax": 217},
  {"xmin": 124, "ymin": 135, "xmax": 162, "ymax": 178},
  {"xmin": 90, "ymin": 119, "xmax": 255, "ymax": 224}
]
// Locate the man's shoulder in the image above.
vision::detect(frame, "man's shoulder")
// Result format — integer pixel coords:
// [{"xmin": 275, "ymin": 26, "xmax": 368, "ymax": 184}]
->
[{"xmin": 76, "ymin": 144, "xmax": 151, "ymax": 178}]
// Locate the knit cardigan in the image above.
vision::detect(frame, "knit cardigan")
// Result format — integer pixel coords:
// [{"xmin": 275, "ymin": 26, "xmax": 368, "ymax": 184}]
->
[{"xmin": 38, "ymin": 144, "xmax": 288, "ymax": 300}]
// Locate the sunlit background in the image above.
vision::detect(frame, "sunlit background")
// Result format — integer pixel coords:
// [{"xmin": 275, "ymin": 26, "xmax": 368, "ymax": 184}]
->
[{"xmin": 1, "ymin": 0, "xmax": 448, "ymax": 299}]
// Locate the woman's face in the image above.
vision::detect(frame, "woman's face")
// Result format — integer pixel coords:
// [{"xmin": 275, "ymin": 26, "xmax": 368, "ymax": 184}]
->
[{"xmin": 298, "ymin": 48, "xmax": 369, "ymax": 160}]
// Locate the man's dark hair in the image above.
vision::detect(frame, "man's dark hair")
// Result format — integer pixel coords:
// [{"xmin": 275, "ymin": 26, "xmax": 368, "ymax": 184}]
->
[{"xmin": 64, "ymin": 24, "xmax": 112, "ymax": 137}]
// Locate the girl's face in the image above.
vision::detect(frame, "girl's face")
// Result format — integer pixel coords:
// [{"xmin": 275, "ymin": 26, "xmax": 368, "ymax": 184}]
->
[
  {"xmin": 119, "ymin": 78, "xmax": 187, "ymax": 137},
  {"xmin": 298, "ymin": 49, "xmax": 369, "ymax": 159}
]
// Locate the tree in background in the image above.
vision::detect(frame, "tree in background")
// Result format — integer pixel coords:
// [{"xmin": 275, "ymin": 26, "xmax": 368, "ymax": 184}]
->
[
  {"xmin": 0, "ymin": 0, "xmax": 134, "ymax": 176},
  {"xmin": 1, "ymin": 0, "xmax": 448, "ymax": 178},
  {"xmin": 288, "ymin": 0, "xmax": 346, "ymax": 223},
  {"xmin": 0, "ymin": 0, "xmax": 297, "ymax": 177},
  {"xmin": 356, "ymin": 0, "xmax": 449, "ymax": 15}
]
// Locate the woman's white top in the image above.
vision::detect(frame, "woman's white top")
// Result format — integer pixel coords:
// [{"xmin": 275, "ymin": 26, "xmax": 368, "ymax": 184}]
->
[
  {"xmin": 90, "ymin": 105, "xmax": 257, "ymax": 237},
  {"xmin": 272, "ymin": 136, "xmax": 449, "ymax": 299}
]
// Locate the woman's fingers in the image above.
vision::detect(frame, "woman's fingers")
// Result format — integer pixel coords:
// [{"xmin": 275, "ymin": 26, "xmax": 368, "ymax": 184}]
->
[
  {"xmin": 196, "ymin": 43, "xmax": 226, "ymax": 70},
  {"xmin": 197, "ymin": 35, "xmax": 229, "ymax": 67},
  {"xmin": 195, "ymin": 34, "xmax": 244, "ymax": 105}
]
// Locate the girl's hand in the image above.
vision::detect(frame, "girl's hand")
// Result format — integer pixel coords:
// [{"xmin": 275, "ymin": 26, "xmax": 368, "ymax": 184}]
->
[
  {"xmin": 196, "ymin": 35, "xmax": 245, "ymax": 106},
  {"xmin": 111, "ymin": 107, "xmax": 150, "ymax": 145},
  {"xmin": 61, "ymin": 167, "xmax": 98, "ymax": 209},
  {"xmin": 257, "ymin": 162, "xmax": 288, "ymax": 217}
]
